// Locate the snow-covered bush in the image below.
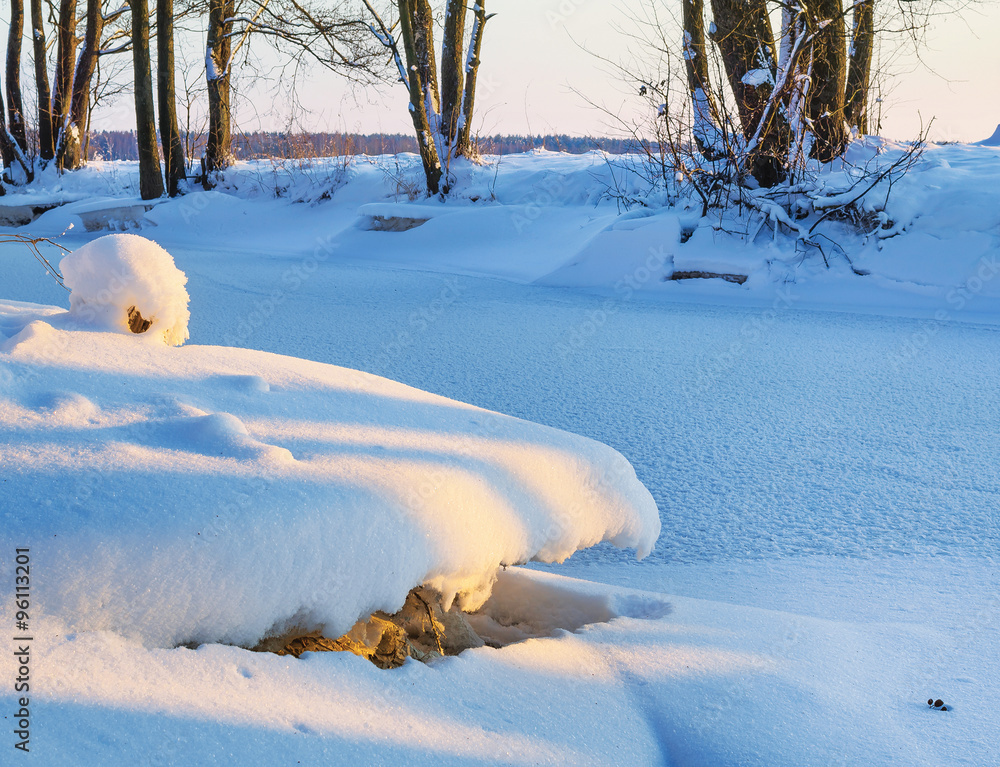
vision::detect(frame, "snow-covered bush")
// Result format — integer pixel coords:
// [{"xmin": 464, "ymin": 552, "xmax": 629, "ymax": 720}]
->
[
  {"xmin": 592, "ymin": 5, "xmax": 928, "ymax": 261},
  {"xmin": 60, "ymin": 233, "xmax": 190, "ymax": 346}
]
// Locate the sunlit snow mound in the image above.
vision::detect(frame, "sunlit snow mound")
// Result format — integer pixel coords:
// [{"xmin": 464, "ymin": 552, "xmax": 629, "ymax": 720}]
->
[
  {"xmin": 60, "ymin": 233, "xmax": 190, "ymax": 346},
  {"xmin": 0, "ymin": 299, "xmax": 659, "ymax": 648}
]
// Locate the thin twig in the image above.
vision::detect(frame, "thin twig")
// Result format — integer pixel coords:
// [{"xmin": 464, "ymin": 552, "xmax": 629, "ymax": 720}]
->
[{"xmin": 1, "ymin": 234, "xmax": 72, "ymax": 291}]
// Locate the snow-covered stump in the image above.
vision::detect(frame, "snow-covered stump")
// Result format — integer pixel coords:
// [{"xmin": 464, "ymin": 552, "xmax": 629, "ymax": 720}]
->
[{"xmin": 60, "ymin": 233, "xmax": 190, "ymax": 346}]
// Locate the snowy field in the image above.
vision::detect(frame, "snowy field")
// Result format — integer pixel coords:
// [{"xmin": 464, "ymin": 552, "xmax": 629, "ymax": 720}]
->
[{"xmin": 2, "ymin": 143, "xmax": 999, "ymax": 765}]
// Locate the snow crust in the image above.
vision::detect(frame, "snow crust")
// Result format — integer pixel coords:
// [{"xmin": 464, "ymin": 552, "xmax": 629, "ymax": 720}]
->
[
  {"xmin": 60, "ymin": 233, "xmax": 191, "ymax": 346},
  {"xmin": 0, "ymin": 299, "xmax": 659, "ymax": 648}
]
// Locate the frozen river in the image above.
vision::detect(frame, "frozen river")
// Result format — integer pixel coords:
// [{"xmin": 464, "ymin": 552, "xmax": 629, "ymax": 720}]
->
[{"xmin": 167, "ymin": 246, "xmax": 1000, "ymax": 570}]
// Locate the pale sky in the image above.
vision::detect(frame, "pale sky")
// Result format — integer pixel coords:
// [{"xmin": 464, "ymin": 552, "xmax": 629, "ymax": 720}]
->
[
  {"xmin": 246, "ymin": 0, "xmax": 1000, "ymax": 143},
  {"xmin": 4, "ymin": 0, "xmax": 1000, "ymax": 143}
]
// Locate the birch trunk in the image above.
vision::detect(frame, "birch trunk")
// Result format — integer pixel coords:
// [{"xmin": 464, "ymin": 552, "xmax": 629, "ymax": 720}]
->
[
  {"xmin": 709, "ymin": 0, "xmax": 788, "ymax": 185},
  {"xmin": 52, "ymin": 0, "xmax": 77, "ymax": 161},
  {"xmin": 0, "ymin": 90, "xmax": 13, "ymax": 173}
]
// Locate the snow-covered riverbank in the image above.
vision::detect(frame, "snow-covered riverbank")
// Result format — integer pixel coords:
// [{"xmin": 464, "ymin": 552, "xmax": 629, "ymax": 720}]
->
[{"xmin": 2, "ymin": 144, "xmax": 998, "ymax": 764}]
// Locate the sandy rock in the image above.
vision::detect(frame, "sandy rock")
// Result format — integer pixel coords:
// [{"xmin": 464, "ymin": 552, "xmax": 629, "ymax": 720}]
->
[{"xmin": 387, "ymin": 587, "xmax": 485, "ymax": 656}]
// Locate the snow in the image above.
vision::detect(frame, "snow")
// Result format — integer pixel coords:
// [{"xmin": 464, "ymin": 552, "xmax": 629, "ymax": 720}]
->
[
  {"xmin": 691, "ymin": 87, "xmax": 725, "ymax": 156},
  {"xmin": 2, "ymin": 142, "xmax": 1000, "ymax": 764},
  {"xmin": 681, "ymin": 31, "xmax": 701, "ymax": 63},
  {"xmin": 0, "ymin": 296, "xmax": 657, "ymax": 648},
  {"xmin": 741, "ymin": 68, "xmax": 773, "ymax": 87},
  {"xmin": 60, "ymin": 233, "xmax": 191, "ymax": 346},
  {"xmin": 205, "ymin": 48, "xmax": 221, "ymax": 82}
]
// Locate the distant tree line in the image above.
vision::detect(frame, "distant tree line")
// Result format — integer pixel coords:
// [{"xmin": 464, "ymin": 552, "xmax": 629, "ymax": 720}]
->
[{"xmin": 80, "ymin": 131, "xmax": 645, "ymax": 162}]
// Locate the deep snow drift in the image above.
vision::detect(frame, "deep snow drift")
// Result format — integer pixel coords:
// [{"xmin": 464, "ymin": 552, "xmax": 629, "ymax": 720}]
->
[
  {"xmin": 1, "ymin": 233, "xmax": 659, "ymax": 652},
  {"xmin": 0, "ymin": 292, "xmax": 658, "ymax": 647}
]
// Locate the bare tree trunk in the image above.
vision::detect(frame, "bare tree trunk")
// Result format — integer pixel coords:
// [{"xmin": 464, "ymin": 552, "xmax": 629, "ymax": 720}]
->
[
  {"xmin": 83, "ymin": 92, "xmax": 92, "ymax": 160},
  {"xmin": 158, "ymin": 0, "xmax": 186, "ymax": 195},
  {"xmin": 130, "ymin": 0, "xmax": 164, "ymax": 199},
  {"xmin": 369, "ymin": 0, "xmax": 491, "ymax": 194},
  {"xmin": 682, "ymin": 0, "xmax": 724, "ymax": 159},
  {"xmin": 456, "ymin": 0, "xmax": 488, "ymax": 157},
  {"xmin": 0, "ymin": 90, "xmax": 14, "ymax": 173},
  {"xmin": 397, "ymin": 0, "xmax": 442, "ymax": 195},
  {"xmin": 804, "ymin": 0, "xmax": 849, "ymax": 161},
  {"xmin": 6, "ymin": 0, "xmax": 29, "ymax": 154},
  {"xmin": 845, "ymin": 0, "xmax": 874, "ymax": 135},
  {"xmin": 411, "ymin": 0, "xmax": 440, "ymax": 131},
  {"xmin": 709, "ymin": 0, "xmax": 788, "ymax": 185},
  {"xmin": 204, "ymin": 0, "xmax": 234, "ymax": 184},
  {"xmin": 0, "ymin": 75, "xmax": 35, "ymax": 186},
  {"xmin": 52, "ymin": 0, "xmax": 77, "ymax": 160},
  {"xmin": 439, "ymin": 0, "xmax": 467, "ymax": 153},
  {"xmin": 709, "ymin": 0, "xmax": 775, "ymax": 137},
  {"xmin": 0, "ymin": 58, "xmax": 32, "ymax": 183},
  {"xmin": 59, "ymin": 0, "xmax": 103, "ymax": 170},
  {"xmin": 29, "ymin": 0, "xmax": 55, "ymax": 161}
]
